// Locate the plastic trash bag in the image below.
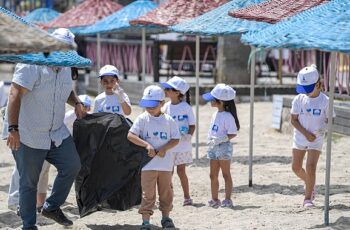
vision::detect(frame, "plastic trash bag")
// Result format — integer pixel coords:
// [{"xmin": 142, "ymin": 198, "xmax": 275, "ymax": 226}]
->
[{"xmin": 73, "ymin": 113, "xmax": 151, "ymax": 217}]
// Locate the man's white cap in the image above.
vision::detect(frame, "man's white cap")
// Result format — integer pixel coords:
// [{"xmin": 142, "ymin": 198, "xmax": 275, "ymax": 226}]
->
[
  {"xmin": 160, "ymin": 76, "xmax": 190, "ymax": 95},
  {"xmin": 296, "ymin": 64, "xmax": 319, "ymax": 94},
  {"xmin": 202, "ymin": 83, "xmax": 236, "ymax": 101},
  {"xmin": 78, "ymin": 94, "xmax": 92, "ymax": 107},
  {"xmin": 139, "ymin": 85, "xmax": 165, "ymax": 108},
  {"xmin": 99, "ymin": 65, "xmax": 119, "ymax": 78},
  {"xmin": 51, "ymin": 28, "xmax": 75, "ymax": 45}
]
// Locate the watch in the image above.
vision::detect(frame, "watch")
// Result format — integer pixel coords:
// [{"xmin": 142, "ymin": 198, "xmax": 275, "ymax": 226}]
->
[
  {"xmin": 8, "ymin": 125, "xmax": 19, "ymax": 133},
  {"xmin": 75, "ymin": 101, "xmax": 84, "ymax": 107}
]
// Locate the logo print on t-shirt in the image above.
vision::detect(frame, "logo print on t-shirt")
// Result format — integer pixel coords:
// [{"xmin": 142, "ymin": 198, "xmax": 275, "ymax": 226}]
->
[
  {"xmin": 112, "ymin": 106, "xmax": 120, "ymax": 112},
  {"xmin": 306, "ymin": 108, "xmax": 312, "ymax": 113},
  {"xmin": 178, "ymin": 115, "xmax": 188, "ymax": 121},
  {"xmin": 212, "ymin": 124, "xmax": 219, "ymax": 132},
  {"xmin": 160, "ymin": 132, "xmax": 168, "ymax": 140},
  {"xmin": 313, "ymin": 109, "xmax": 321, "ymax": 116},
  {"xmin": 145, "ymin": 131, "xmax": 150, "ymax": 139},
  {"xmin": 106, "ymin": 106, "xmax": 111, "ymax": 111},
  {"xmin": 153, "ymin": 132, "xmax": 159, "ymax": 136}
]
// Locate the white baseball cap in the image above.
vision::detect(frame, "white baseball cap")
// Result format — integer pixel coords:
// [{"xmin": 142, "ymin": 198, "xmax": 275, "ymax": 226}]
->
[
  {"xmin": 139, "ymin": 85, "xmax": 165, "ymax": 108},
  {"xmin": 78, "ymin": 94, "xmax": 92, "ymax": 107},
  {"xmin": 99, "ymin": 65, "xmax": 119, "ymax": 78},
  {"xmin": 296, "ymin": 64, "xmax": 319, "ymax": 94},
  {"xmin": 160, "ymin": 76, "xmax": 190, "ymax": 95},
  {"xmin": 202, "ymin": 84, "xmax": 236, "ymax": 101},
  {"xmin": 51, "ymin": 28, "xmax": 75, "ymax": 45}
]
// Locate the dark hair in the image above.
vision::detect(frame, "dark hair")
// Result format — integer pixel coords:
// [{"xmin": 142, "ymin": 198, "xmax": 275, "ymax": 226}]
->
[
  {"xmin": 217, "ymin": 99, "xmax": 240, "ymax": 131},
  {"xmin": 178, "ymin": 89, "xmax": 191, "ymax": 105}
]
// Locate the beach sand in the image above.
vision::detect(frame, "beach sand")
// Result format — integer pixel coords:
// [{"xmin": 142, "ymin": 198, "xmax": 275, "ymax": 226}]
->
[{"xmin": 0, "ymin": 102, "xmax": 349, "ymax": 230}]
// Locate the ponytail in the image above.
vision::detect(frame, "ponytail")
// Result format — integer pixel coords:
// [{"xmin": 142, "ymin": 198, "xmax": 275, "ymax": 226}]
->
[
  {"xmin": 224, "ymin": 100, "xmax": 240, "ymax": 131},
  {"xmin": 178, "ymin": 89, "xmax": 191, "ymax": 105}
]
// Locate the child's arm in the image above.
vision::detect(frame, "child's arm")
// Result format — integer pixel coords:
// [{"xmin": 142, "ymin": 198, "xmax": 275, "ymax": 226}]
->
[
  {"xmin": 156, "ymin": 138, "xmax": 180, "ymax": 158},
  {"xmin": 291, "ymin": 114, "xmax": 316, "ymax": 142},
  {"xmin": 188, "ymin": 125, "xmax": 195, "ymax": 136},
  {"xmin": 127, "ymin": 132, "xmax": 156, "ymax": 157},
  {"xmin": 114, "ymin": 86, "xmax": 131, "ymax": 115}
]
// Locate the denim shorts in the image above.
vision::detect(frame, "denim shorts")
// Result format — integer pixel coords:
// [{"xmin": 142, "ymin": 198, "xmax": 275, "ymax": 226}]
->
[{"xmin": 207, "ymin": 141, "xmax": 233, "ymax": 160}]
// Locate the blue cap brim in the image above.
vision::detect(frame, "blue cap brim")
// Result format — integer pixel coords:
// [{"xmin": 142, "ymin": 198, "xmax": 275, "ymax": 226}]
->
[
  {"xmin": 202, "ymin": 92, "xmax": 216, "ymax": 101},
  {"xmin": 160, "ymin": 82, "xmax": 174, "ymax": 89},
  {"xmin": 139, "ymin": 99, "xmax": 161, "ymax": 108},
  {"xmin": 296, "ymin": 83, "xmax": 316, "ymax": 94}
]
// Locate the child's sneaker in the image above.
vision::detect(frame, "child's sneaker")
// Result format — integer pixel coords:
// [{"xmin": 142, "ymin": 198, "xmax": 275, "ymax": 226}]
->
[
  {"xmin": 303, "ymin": 199, "xmax": 314, "ymax": 208},
  {"xmin": 183, "ymin": 198, "xmax": 193, "ymax": 206},
  {"xmin": 208, "ymin": 199, "xmax": 221, "ymax": 208},
  {"xmin": 221, "ymin": 199, "xmax": 233, "ymax": 208}
]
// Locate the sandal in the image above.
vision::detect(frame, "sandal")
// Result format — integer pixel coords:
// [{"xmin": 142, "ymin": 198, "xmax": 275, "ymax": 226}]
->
[
  {"xmin": 183, "ymin": 198, "xmax": 193, "ymax": 206},
  {"xmin": 161, "ymin": 217, "xmax": 175, "ymax": 229},
  {"xmin": 208, "ymin": 199, "xmax": 221, "ymax": 209},
  {"xmin": 303, "ymin": 199, "xmax": 314, "ymax": 208}
]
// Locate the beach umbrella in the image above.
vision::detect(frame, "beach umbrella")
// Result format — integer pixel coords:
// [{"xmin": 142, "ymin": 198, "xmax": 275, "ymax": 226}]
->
[
  {"xmin": 240, "ymin": 0, "xmax": 348, "ymax": 225},
  {"xmin": 0, "ymin": 51, "xmax": 92, "ymax": 67},
  {"xmin": 76, "ymin": 0, "xmax": 159, "ymax": 92},
  {"xmin": 0, "ymin": 7, "xmax": 75, "ymax": 55},
  {"xmin": 44, "ymin": 0, "xmax": 123, "ymax": 33},
  {"xmin": 131, "ymin": 0, "xmax": 227, "ymax": 158},
  {"xmin": 171, "ymin": 0, "xmax": 268, "ymax": 186},
  {"xmin": 24, "ymin": 8, "xmax": 60, "ymax": 25},
  {"xmin": 229, "ymin": 0, "xmax": 328, "ymax": 24}
]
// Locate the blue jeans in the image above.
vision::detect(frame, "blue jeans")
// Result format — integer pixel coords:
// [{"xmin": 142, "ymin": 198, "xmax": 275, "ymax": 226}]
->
[{"xmin": 12, "ymin": 136, "xmax": 81, "ymax": 230}]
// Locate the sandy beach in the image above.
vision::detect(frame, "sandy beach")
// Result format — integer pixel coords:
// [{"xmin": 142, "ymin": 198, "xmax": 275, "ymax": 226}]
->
[{"xmin": 0, "ymin": 101, "xmax": 349, "ymax": 230}]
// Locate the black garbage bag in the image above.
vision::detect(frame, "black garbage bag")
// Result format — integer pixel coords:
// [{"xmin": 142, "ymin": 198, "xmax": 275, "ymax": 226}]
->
[{"xmin": 73, "ymin": 112, "xmax": 151, "ymax": 217}]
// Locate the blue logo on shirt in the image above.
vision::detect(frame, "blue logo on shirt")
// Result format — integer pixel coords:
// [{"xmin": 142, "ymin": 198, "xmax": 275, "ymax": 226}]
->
[
  {"xmin": 313, "ymin": 109, "xmax": 321, "ymax": 116},
  {"xmin": 178, "ymin": 115, "xmax": 188, "ymax": 121},
  {"xmin": 306, "ymin": 108, "xmax": 312, "ymax": 113},
  {"xmin": 112, "ymin": 106, "xmax": 120, "ymax": 112},
  {"xmin": 160, "ymin": 132, "xmax": 168, "ymax": 140},
  {"xmin": 212, "ymin": 124, "xmax": 219, "ymax": 132},
  {"xmin": 153, "ymin": 132, "xmax": 159, "ymax": 136}
]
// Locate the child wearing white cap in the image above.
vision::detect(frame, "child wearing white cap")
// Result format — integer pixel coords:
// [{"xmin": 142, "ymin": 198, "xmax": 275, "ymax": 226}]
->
[
  {"xmin": 291, "ymin": 64, "xmax": 335, "ymax": 208},
  {"xmin": 161, "ymin": 76, "xmax": 195, "ymax": 206},
  {"xmin": 202, "ymin": 84, "xmax": 240, "ymax": 209},
  {"xmin": 127, "ymin": 85, "xmax": 180, "ymax": 230},
  {"xmin": 93, "ymin": 65, "xmax": 131, "ymax": 116},
  {"xmin": 64, "ymin": 94, "xmax": 92, "ymax": 135}
]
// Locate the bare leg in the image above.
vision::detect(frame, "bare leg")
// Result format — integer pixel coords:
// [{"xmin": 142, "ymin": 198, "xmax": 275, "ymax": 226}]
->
[
  {"xmin": 219, "ymin": 160, "xmax": 232, "ymax": 200},
  {"xmin": 304, "ymin": 150, "xmax": 320, "ymax": 200},
  {"xmin": 177, "ymin": 164, "xmax": 190, "ymax": 199},
  {"xmin": 292, "ymin": 149, "xmax": 307, "ymax": 182},
  {"xmin": 209, "ymin": 160, "xmax": 220, "ymax": 200}
]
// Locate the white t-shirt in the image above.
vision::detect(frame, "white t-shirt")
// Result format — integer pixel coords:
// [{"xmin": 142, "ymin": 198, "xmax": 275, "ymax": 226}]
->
[
  {"xmin": 93, "ymin": 92, "xmax": 130, "ymax": 116},
  {"xmin": 291, "ymin": 92, "xmax": 335, "ymax": 145},
  {"xmin": 64, "ymin": 110, "xmax": 76, "ymax": 135},
  {"xmin": 129, "ymin": 112, "xmax": 180, "ymax": 171},
  {"xmin": 162, "ymin": 101, "xmax": 195, "ymax": 153},
  {"xmin": 207, "ymin": 111, "xmax": 237, "ymax": 140}
]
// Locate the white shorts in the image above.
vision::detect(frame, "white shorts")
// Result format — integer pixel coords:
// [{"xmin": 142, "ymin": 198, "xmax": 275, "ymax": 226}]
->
[
  {"xmin": 292, "ymin": 141, "xmax": 323, "ymax": 152},
  {"xmin": 174, "ymin": 152, "xmax": 193, "ymax": 166}
]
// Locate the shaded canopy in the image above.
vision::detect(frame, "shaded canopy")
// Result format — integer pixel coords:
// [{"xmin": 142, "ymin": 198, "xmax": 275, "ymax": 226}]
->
[
  {"xmin": 130, "ymin": 0, "xmax": 226, "ymax": 27},
  {"xmin": 0, "ymin": 7, "xmax": 75, "ymax": 55},
  {"xmin": 24, "ymin": 8, "xmax": 60, "ymax": 24},
  {"xmin": 44, "ymin": 0, "xmax": 122, "ymax": 32},
  {"xmin": 171, "ymin": 0, "xmax": 269, "ymax": 36},
  {"xmin": 229, "ymin": 0, "xmax": 328, "ymax": 24},
  {"xmin": 241, "ymin": 0, "xmax": 350, "ymax": 53},
  {"xmin": 77, "ymin": 0, "xmax": 159, "ymax": 35},
  {"xmin": 0, "ymin": 51, "xmax": 92, "ymax": 67}
]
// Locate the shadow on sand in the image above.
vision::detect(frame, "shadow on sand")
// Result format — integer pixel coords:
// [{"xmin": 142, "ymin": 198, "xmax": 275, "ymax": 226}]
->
[
  {"xmin": 87, "ymin": 224, "xmax": 179, "ymax": 230},
  {"xmin": 309, "ymin": 216, "xmax": 350, "ymax": 229}
]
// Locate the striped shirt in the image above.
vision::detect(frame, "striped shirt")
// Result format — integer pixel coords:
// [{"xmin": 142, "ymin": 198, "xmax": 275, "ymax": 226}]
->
[{"xmin": 12, "ymin": 64, "xmax": 72, "ymax": 150}]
